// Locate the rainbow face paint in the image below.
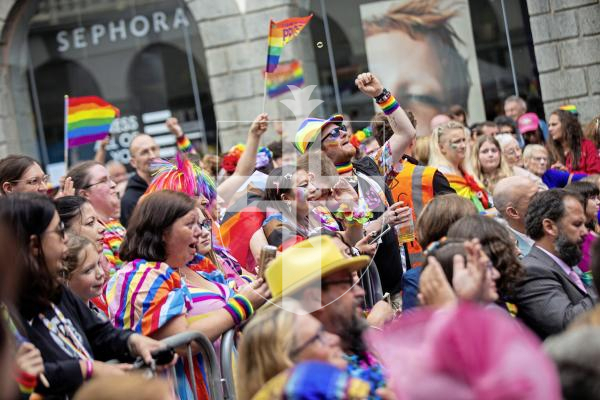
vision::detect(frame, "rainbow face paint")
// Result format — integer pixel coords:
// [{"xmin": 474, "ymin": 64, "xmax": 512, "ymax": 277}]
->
[
  {"xmin": 324, "ymin": 141, "xmax": 341, "ymax": 149},
  {"xmin": 295, "ymin": 187, "xmax": 307, "ymax": 202}
]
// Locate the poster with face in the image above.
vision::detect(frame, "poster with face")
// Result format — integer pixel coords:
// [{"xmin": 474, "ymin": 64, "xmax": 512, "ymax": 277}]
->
[{"xmin": 360, "ymin": 0, "xmax": 485, "ymax": 136}]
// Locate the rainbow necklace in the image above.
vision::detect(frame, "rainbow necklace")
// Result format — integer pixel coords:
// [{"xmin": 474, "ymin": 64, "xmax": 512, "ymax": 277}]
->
[{"xmin": 335, "ymin": 161, "xmax": 353, "ymax": 175}]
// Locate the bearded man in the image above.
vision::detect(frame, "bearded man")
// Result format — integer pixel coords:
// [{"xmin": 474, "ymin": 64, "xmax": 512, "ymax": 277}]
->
[{"xmin": 515, "ymin": 189, "xmax": 597, "ymax": 339}]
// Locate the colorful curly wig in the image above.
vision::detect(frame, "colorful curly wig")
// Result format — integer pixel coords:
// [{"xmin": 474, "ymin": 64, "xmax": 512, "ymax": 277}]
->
[{"xmin": 145, "ymin": 152, "xmax": 217, "ymax": 206}]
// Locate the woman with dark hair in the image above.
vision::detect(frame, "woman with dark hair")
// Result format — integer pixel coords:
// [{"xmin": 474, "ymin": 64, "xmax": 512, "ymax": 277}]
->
[
  {"xmin": 420, "ymin": 239, "xmax": 500, "ymax": 305},
  {"xmin": 548, "ymin": 109, "xmax": 600, "ymax": 174},
  {"xmin": 447, "ymin": 215, "xmax": 525, "ymax": 314},
  {"xmin": 55, "ymin": 196, "xmax": 105, "ymax": 253},
  {"xmin": 0, "ymin": 154, "xmax": 48, "ymax": 195},
  {"xmin": 67, "ymin": 161, "xmax": 124, "ymax": 273},
  {"xmin": 107, "ymin": 190, "xmax": 268, "ymax": 400},
  {"xmin": 4, "ymin": 193, "xmax": 162, "ymax": 399},
  {"xmin": 566, "ymin": 180, "xmax": 600, "ymax": 280}
]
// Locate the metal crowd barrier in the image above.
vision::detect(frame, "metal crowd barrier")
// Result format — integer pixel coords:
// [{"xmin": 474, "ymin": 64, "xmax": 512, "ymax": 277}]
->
[
  {"xmin": 161, "ymin": 331, "xmax": 225, "ymax": 400},
  {"xmin": 220, "ymin": 329, "xmax": 238, "ymax": 400}
]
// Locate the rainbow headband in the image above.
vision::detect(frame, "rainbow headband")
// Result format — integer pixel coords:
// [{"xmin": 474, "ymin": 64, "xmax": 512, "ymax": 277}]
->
[{"xmin": 146, "ymin": 152, "xmax": 217, "ymax": 204}]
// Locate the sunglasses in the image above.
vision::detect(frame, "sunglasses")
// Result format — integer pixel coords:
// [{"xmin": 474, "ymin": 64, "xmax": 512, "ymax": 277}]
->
[{"xmin": 321, "ymin": 125, "xmax": 347, "ymax": 142}]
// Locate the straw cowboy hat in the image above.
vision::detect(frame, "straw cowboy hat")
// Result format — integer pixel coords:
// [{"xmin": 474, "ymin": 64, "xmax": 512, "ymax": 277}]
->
[{"xmin": 264, "ymin": 235, "xmax": 370, "ymax": 301}]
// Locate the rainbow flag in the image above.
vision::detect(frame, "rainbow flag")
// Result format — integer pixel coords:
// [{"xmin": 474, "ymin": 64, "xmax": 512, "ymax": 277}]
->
[
  {"xmin": 266, "ymin": 59, "xmax": 304, "ymax": 97},
  {"xmin": 65, "ymin": 95, "xmax": 119, "ymax": 148},
  {"xmin": 265, "ymin": 14, "xmax": 312, "ymax": 73}
]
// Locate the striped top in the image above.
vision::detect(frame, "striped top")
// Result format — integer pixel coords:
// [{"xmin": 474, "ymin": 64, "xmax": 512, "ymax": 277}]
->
[
  {"xmin": 107, "ymin": 259, "xmax": 210, "ymax": 400},
  {"xmin": 186, "ymin": 273, "xmax": 234, "ymax": 325}
]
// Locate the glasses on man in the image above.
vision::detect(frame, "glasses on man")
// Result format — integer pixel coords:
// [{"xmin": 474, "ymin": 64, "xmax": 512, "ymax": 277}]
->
[
  {"xmin": 322, "ymin": 276, "xmax": 355, "ymax": 289},
  {"xmin": 532, "ymin": 156, "xmax": 548, "ymax": 163},
  {"xmin": 83, "ymin": 176, "xmax": 113, "ymax": 189},
  {"xmin": 321, "ymin": 125, "xmax": 347, "ymax": 142},
  {"xmin": 289, "ymin": 326, "xmax": 327, "ymax": 358},
  {"xmin": 12, "ymin": 175, "xmax": 49, "ymax": 187}
]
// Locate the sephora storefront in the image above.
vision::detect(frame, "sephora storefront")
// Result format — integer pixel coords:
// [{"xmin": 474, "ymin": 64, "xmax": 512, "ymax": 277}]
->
[{"xmin": 27, "ymin": 0, "xmax": 216, "ymax": 176}]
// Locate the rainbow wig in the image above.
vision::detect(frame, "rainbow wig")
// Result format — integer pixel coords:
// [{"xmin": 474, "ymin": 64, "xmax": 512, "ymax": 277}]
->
[{"xmin": 146, "ymin": 153, "xmax": 217, "ymax": 205}]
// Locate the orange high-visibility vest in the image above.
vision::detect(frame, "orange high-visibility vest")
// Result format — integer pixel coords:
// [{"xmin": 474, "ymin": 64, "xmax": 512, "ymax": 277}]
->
[{"xmin": 389, "ymin": 161, "xmax": 437, "ymax": 267}]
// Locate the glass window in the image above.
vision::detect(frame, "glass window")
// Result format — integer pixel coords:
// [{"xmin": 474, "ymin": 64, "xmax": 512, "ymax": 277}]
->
[
  {"xmin": 301, "ymin": 0, "xmax": 541, "ymax": 135},
  {"xmin": 27, "ymin": 0, "xmax": 215, "ymax": 167}
]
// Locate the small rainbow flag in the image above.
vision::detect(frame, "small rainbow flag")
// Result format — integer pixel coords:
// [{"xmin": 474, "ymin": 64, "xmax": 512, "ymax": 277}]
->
[
  {"xmin": 65, "ymin": 95, "xmax": 120, "ymax": 148},
  {"xmin": 266, "ymin": 14, "xmax": 312, "ymax": 73},
  {"xmin": 266, "ymin": 59, "xmax": 304, "ymax": 97}
]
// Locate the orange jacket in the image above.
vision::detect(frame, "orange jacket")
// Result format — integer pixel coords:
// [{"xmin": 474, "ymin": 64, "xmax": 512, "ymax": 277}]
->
[{"xmin": 389, "ymin": 161, "xmax": 436, "ymax": 267}]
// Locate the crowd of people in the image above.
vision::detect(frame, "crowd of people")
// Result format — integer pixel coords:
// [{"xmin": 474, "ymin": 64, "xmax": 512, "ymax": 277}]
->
[{"xmin": 1, "ymin": 71, "xmax": 600, "ymax": 400}]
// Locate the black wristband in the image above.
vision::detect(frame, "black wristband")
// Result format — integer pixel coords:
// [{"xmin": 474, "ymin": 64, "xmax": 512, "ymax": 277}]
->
[{"xmin": 374, "ymin": 88, "xmax": 391, "ymax": 103}]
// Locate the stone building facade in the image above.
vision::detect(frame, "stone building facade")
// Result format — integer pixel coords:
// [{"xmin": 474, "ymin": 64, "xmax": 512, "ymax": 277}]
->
[
  {"xmin": 0, "ymin": 0, "xmax": 318, "ymax": 160},
  {"xmin": 527, "ymin": 0, "xmax": 600, "ymax": 121},
  {"xmin": 0, "ymin": 0, "xmax": 598, "ymax": 160}
]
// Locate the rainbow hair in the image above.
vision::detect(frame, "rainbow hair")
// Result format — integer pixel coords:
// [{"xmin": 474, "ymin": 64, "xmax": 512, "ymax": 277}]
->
[{"xmin": 146, "ymin": 153, "xmax": 217, "ymax": 204}]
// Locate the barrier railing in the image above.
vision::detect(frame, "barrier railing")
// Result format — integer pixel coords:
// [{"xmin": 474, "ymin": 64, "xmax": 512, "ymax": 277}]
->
[
  {"xmin": 160, "ymin": 331, "xmax": 225, "ymax": 400},
  {"xmin": 220, "ymin": 329, "xmax": 238, "ymax": 399}
]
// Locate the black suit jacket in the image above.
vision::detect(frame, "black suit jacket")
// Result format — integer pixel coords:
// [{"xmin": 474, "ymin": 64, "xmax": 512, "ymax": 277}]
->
[{"xmin": 514, "ymin": 245, "xmax": 597, "ymax": 339}]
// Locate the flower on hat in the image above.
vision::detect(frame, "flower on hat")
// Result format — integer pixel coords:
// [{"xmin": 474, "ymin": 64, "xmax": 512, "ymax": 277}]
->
[
  {"xmin": 256, "ymin": 146, "xmax": 273, "ymax": 169},
  {"xmin": 222, "ymin": 143, "xmax": 246, "ymax": 173}
]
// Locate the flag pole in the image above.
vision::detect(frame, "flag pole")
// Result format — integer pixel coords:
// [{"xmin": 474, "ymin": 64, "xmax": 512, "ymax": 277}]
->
[
  {"xmin": 262, "ymin": 20, "xmax": 272, "ymax": 114},
  {"xmin": 63, "ymin": 95, "xmax": 68, "ymax": 170},
  {"xmin": 262, "ymin": 71, "xmax": 268, "ymax": 113}
]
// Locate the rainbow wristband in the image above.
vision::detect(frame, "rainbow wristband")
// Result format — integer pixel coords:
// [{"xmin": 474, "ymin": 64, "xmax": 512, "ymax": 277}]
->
[
  {"xmin": 377, "ymin": 95, "xmax": 400, "ymax": 115},
  {"xmin": 15, "ymin": 369, "xmax": 37, "ymax": 394},
  {"xmin": 224, "ymin": 294, "xmax": 254, "ymax": 325},
  {"xmin": 176, "ymin": 135, "xmax": 195, "ymax": 154}
]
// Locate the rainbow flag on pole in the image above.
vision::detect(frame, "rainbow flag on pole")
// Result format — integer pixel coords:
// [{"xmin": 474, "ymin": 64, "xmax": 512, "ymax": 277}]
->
[
  {"xmin": 266, "ymin": 60, "xmax": 304, "ymax": 97},
  {"xmin": 265, "ymin": 14, "xmax": 313, "ymax": 73},
  {"xmin": 65, "ymin": 96, "xmax": 119, "ymax": 148}
]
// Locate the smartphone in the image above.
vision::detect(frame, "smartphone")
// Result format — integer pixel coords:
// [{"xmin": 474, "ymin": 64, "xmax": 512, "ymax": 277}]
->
[
  {"xmin": 258, "ymin": 245, "xmax": 278, "ymax": 279},
  {"xmin": 369, "ymin": 224, "xmax": 391, "ymax": 244}
]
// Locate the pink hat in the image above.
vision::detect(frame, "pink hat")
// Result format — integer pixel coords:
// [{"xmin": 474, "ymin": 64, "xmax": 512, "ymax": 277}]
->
[
  {"xmin": 367, "ymin": 303, "xmax": 561, "ymax": 400},
  {"xmin": 518, "ymin": 112, "xmax": 540, "ymax": 134}
]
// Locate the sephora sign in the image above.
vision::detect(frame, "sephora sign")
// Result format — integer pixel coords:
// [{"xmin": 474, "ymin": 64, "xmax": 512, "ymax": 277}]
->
[{"xmin": 56, "ymin": 7, "xmax": 190, "ymax": 52}]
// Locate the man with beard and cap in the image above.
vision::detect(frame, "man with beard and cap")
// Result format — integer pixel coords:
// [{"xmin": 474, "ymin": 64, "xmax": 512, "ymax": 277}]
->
[
  {"xmin": 264, "ymin": 235, "xmax": 394, "ymax": 397},
  {"xmin": 294, "ymin": 72, "xmax": 416, "ymax": 298},
  {"xmin": 514, "ymin": 189, "xmax": 597, "ymax": 339}
]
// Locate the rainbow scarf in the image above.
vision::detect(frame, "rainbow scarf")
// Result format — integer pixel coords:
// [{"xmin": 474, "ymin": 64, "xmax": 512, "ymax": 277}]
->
[
  {"xmin": 335, "ymin": 161, "xmax": 353, "ymax": 175},
  {"xmin": 266, "ymin": 59, "xmax": 304, "ymax": 97},
  {"xmin": 101, "ymin": 219, "xmax": 126, "ymax": 273},
  {"xmin": 445, "ymin": 170, "xmax": 490, "ymax": 212},
  {"xmin": 265, "ymin": 15, "xmax": 313, "ymax": 73},
  {"xmin": 66, "ymin": 96, "xmax": 119, "ymax": 148}
]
